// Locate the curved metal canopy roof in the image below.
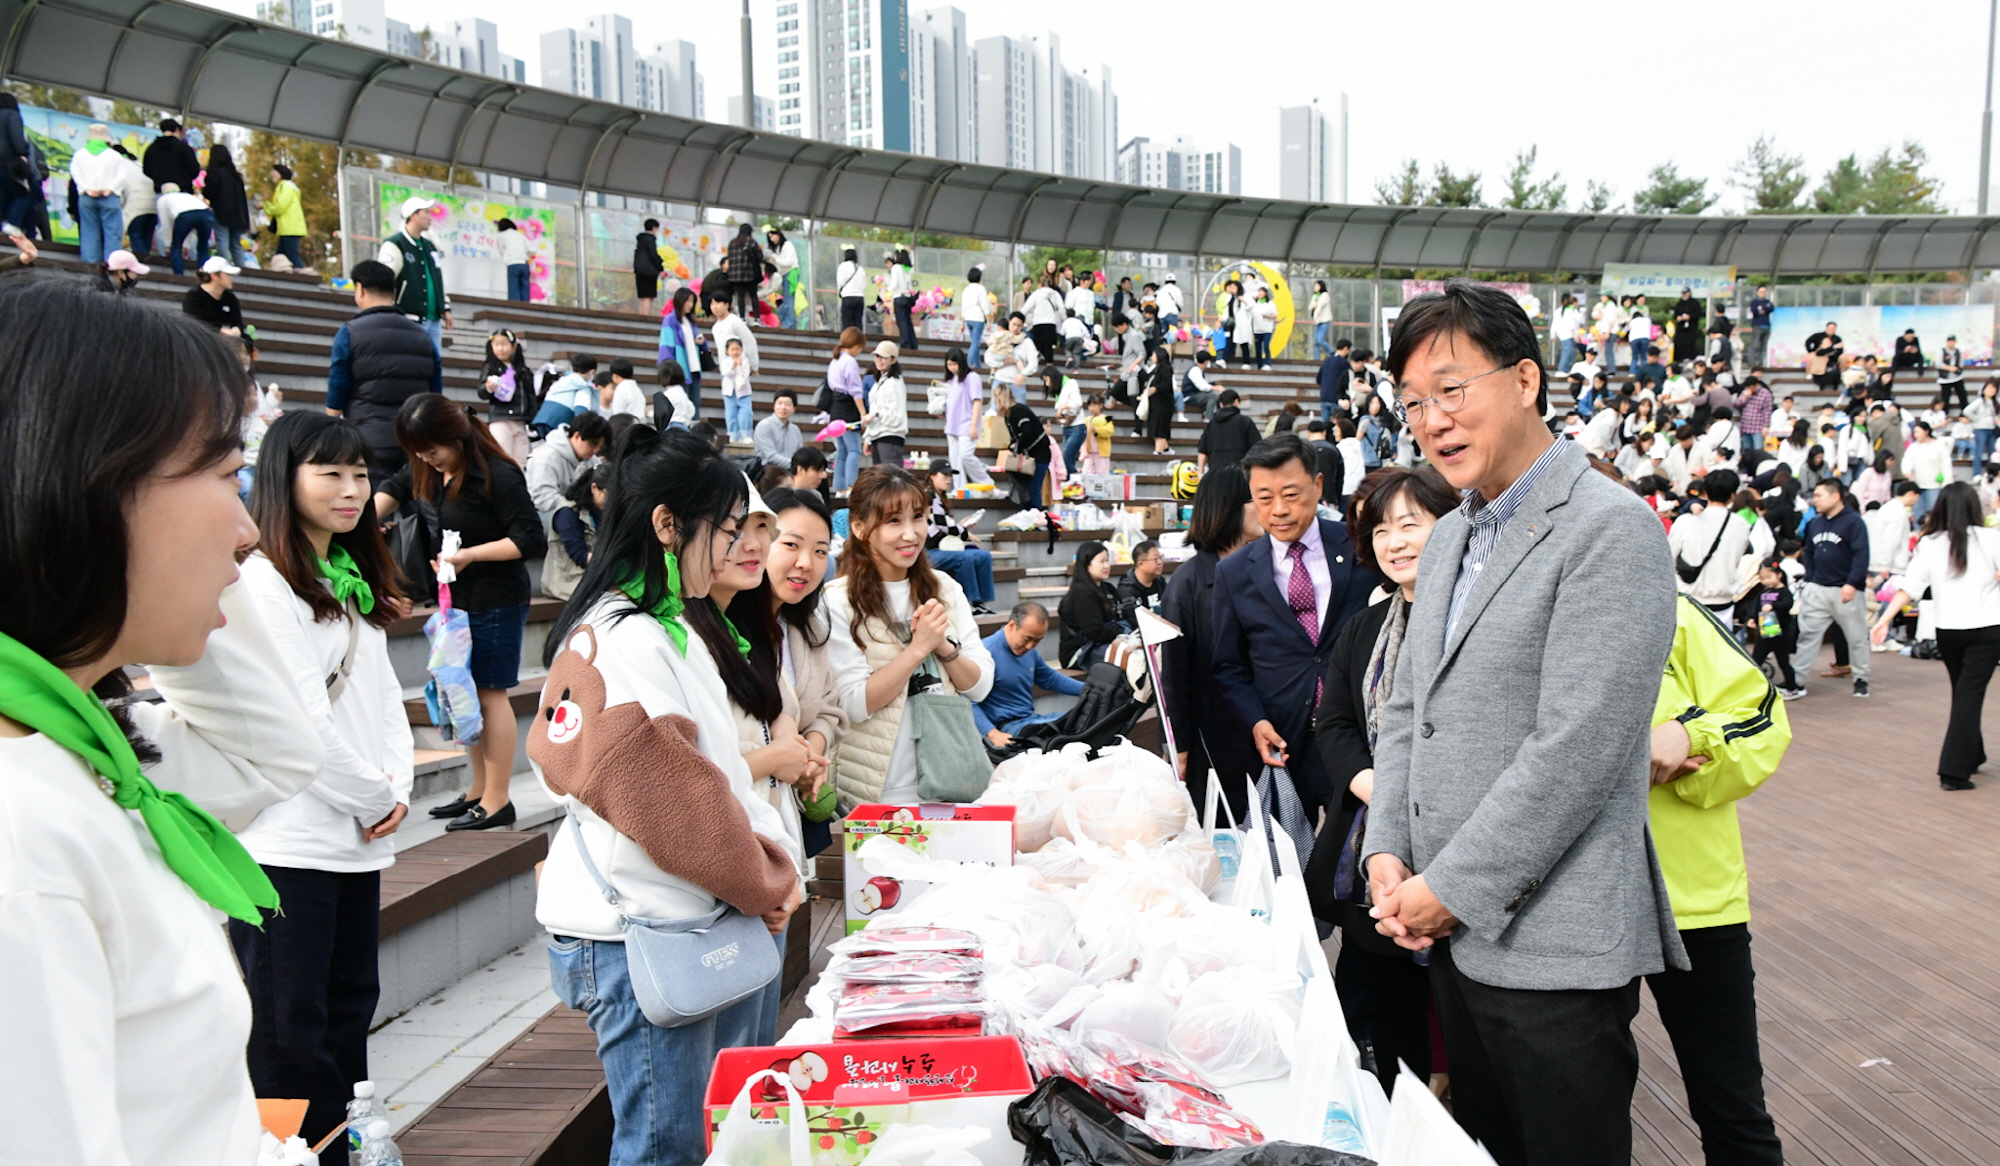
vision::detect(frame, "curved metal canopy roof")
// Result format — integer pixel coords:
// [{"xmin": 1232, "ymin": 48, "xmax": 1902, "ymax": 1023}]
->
[{"xmin": 6, "ymin": 0, "xmax": 1998, "ymax": 276}]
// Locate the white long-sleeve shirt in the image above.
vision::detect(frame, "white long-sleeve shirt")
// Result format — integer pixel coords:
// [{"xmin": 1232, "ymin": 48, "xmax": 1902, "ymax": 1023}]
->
[
  {"xmin": 1903, "ymin": 438, "xmax": 1953, "ymax": 490},
  {"xmin": 823, "ymin": 577, "xmax": 994, "ymax": 803},
  {"xmin": 496, "ymin": 227, "xmax": 529, "ymax": 266},
  {"xmin": 1903, "ymin": 529, "xmax": 2000, "ymax": 630},
  {"xmin": 0, "ymin": 582, "xmax": 325, "ymax": 1166},
  {"xmin": 1669, "ymin": 506, "xmax": 1754, "ymax": 607},
  {"xmin": 961, "ymin": 281, "xmax": 990, "ymax": 323},
  {"xmin": 1155, "ymin": 282, "xmax": 1183, "ymax": 317},
  {"xmin": 67, "ymin": 145, "xmax": 126, "ymax": 195},
  {"xmin": 837, "ymin": 260, "xmax": 867, "ymax": 297},
  {"xmin": 865, "ymin": 374, "xmax": 909, "ymax": 440},
  {"xmin": 712, "ymin": 313, "xmax": 759, "ymax": 373},
  {"xmin": 233, "ymin": 555, "xmax": 412, "ymax": 872},
  {"xmin": 1024, "ymin": 286, "xmax": 1065, "ymax": 328}
]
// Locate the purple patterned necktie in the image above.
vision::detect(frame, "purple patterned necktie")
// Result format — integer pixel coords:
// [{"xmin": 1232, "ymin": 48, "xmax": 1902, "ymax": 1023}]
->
[{"xmin": 1287, "ymin": 540, "xmax": 1319, "ymax": 643}]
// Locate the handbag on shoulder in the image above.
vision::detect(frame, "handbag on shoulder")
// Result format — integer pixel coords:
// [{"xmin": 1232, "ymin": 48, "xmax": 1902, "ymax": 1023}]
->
[{"xmin": 907, "ymin": 655, "xmax": 993, "ymax": 802}]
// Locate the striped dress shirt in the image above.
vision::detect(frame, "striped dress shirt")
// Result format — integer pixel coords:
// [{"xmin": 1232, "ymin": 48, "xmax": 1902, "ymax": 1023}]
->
[{"xmin": 1444, "ymin": 438, "xmax": 1568, "ymax": 648}]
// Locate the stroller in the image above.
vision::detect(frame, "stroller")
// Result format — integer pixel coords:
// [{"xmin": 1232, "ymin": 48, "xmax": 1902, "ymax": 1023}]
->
[{"xmin": 986, "ymin": 660, "xmax": 1152, "ymax": 763}]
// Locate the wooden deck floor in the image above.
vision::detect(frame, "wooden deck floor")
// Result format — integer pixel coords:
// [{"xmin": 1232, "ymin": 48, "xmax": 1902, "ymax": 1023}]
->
[{"xmin": 1631, "ymin": 644, "xmax": 2000, "ymax": 1166}]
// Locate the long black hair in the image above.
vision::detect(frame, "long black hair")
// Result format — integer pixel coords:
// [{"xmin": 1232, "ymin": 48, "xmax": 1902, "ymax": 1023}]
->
[
  {"xmin": 756, "ymin": 486, "xmax": 833, "ymax": 648},
  {"xmin": 1921, "ymin": 480, "xmax": 1987, "ymax": 576},
  {"xmin": 545, "ymin": 424, "xmax": 749, "ymax": 664},
  {"xmin": 1064, "ymin": 540, "xmax": 1113, "ymax": 618},
  {"xmin": 687, "ymin": 581, "xmax": 782, "ymax": 723},
  {"xmin": 250, "ymin": 412, "xmax": 402, "ymax": 630},
  {"xmin": 0, "ymin": 272, "xmax": 247, "ymax": 757},
  {"xmin": 207, "ymin": 141, "xmax": 241, "ymax": 177}
]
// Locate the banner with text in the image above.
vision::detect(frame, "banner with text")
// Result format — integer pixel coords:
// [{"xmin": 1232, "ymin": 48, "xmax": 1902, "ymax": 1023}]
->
[
  {"xmin": 377, "ymin": 182, "xmax": 563, "ymax": 304},
  {"xmin": 1600, "ymin": 263, "xmax": 1736, "ymax": 300}
]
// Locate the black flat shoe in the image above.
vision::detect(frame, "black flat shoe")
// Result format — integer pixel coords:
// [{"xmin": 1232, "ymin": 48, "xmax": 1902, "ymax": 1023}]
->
[
  {"xmin": 1942, "ymin": 776, "xmax": 1978, "ymax": 791},
  {"xmin": 446, "ymin": 802, "xmax": 518, "ymax": 831},
  {"xmin": 427, "ymin": 793, "xmax": 473, "ymax": 819}
]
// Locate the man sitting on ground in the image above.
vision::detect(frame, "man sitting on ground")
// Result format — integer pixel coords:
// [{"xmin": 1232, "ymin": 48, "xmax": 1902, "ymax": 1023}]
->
[{"xmin": 974, "ymin": 602, "xmax": 1085, "ymax": 748}]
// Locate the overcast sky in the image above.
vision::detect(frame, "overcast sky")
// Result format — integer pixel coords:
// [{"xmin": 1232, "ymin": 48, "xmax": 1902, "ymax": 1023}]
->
[{"xmin": 196, "ymin": 0, "xmax": 1998, "ymax": 214}]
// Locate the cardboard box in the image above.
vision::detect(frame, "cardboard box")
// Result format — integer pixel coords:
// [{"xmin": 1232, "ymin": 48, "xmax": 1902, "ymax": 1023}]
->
[
  {"xmin": 841, "ymin": 804, "xmax": 1016, "ymax": 935},
  {"xmin": 1079, "ymin": 473, "xmax": 1134, "ymax": 501},
  {"xmin": 706, "ymin": 1035, "xmax": 1035, "ymax": 1166}
]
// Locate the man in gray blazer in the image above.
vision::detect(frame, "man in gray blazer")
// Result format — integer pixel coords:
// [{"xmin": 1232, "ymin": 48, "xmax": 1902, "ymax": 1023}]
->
[{"xmin": 1363, "ymin": 282, "xmax": 1686, "ymax": 1166}]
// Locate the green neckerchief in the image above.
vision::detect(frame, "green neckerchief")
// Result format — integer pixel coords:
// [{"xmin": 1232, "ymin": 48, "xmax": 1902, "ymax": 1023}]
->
[
  {"xmin": 0, "ymin": 630, "xmax": 279, "ymax": 924},
  {"xmin": 620, "ymin": 551, "xmax": 688, "ymax": 656},
  {"xmin": 83, "ymin": 139, "xmax": 109, "ymax": 156},
  {"xmin": 712, "ymin": 599, "xmax": 753, "ymax": 658},
  {"xmin": 317, "ymin": 543, "xmax": 375, "ymax": 614}
]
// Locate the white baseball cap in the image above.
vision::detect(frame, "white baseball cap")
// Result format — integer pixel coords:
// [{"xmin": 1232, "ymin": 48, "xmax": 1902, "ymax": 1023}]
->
[
  {"xmin": 199, "ymin": 256, "xmax": 240, "ymax": 275},
  {"xmin": 399, "ymin": 195, "xmax": 436, "ymax": 221}
]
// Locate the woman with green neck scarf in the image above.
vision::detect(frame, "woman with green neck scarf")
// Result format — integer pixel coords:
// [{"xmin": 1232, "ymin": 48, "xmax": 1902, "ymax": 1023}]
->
[
  {"xmin": 528, "ymin": 425, "xmax": 802, "ymax": 1166},
  {"xmin": 0, "ymin": 274, "xmax": 327, "ymax": 1164},
  {"xmin": 233, "ymin": 410, "xmax": 412, "ymax": 1158}
]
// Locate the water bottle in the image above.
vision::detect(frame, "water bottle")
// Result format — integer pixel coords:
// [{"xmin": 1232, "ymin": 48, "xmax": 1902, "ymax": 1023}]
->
[
  {"xmin": 357, "ymin": 1119, "xmax": 404, "ymax": 1166},
  {"xmin": 345, "ymin": 1081, "xmax": 384, "ymax": 1153}
]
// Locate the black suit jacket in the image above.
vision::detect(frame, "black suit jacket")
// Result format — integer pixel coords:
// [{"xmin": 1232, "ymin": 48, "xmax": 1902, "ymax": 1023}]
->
[{"xmin": 1210, "ymin": 518, "xmax": 1382, "ymax": 811}]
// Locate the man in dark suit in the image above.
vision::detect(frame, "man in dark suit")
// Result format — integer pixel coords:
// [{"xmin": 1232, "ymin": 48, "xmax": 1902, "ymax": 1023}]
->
[{"xmin": 1211, "ymin": 433, "xmax": 1382, "ymax": 814}]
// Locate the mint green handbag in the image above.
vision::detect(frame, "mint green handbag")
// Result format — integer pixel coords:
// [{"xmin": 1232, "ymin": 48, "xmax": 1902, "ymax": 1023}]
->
[{"xmin": 908, "ymin": 655, "xmax": 993, "ymax": 802}]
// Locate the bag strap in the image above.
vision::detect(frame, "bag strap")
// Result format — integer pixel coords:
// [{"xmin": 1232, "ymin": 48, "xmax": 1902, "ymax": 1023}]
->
[
  {"xmin": 1687, "ymin": 511, "xmax": 1733, "ymax": 574},
  {"xmin": 565, "ymin": 815, "xmax": 728, "ymax": 932},
  {"xmin": 323, "ymin": 601, "xmax": 362, "ymax": 704}
]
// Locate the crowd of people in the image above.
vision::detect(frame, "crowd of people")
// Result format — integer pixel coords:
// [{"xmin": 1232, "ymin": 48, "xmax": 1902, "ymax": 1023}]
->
[{"xmin": 12, "ymin": 163, "xmax": 2000, "ymax": 1166}]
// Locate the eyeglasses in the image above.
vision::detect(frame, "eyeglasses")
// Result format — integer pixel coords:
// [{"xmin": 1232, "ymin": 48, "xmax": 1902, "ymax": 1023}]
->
[{"xmin": 1394, "ymin": 363, "xmax": 1518, "ymax": 425}]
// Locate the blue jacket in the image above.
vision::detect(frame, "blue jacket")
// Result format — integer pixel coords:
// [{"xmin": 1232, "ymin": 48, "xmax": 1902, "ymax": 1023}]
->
[
  {"xmin": 973, "ymin": 627, "xmax": 1083, "ymax": 734},
  {"xmin": 1316, "ymin": 354, "xmax": 1351, "ymax": 403},
  {"xmin": 657, "ymin": 309, "xmax": 703, "ymax": 388},
  {"xmin": 1210, "ymin": 518, "xmax": 1382, "ymax": 811},
  {"xmin": 1801, "ymin": 506, "xmax": 1870, "ymax": 588}
]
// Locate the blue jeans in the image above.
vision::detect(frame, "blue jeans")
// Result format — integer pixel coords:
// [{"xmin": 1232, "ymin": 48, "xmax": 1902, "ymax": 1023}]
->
[
  {"xmin": 77, "ymin": 193, "xmax": 123, "ymax": 264},
  {"xmin": 548, "ymin": 936, "xmax": 770, "ymax": 1166},
  {"xmin": 776, "ymin": 290, "xmax": 796, "ymax": 329},
  {"xmin": 1558, "ymin": 338, "xmax": 1579, "ymax": 373},
  {"xmin": 1916, "ymin": 487, "xmax": 1941, "ymax": 522},
  {"xmin": 754, "ymin": 930, "xmax": 786, "ymax": 1046},
  {"xmin": 506, "ymin": 262, "xmax": 531, "ymax": 301},
  {"xmin": 127, "ymin": 213, "xmax": 156, "ymax": 256},
  {"xmin": 834, "ymin": 430, "xmax": 863, "ymax": 491},
  {"xmin": 927, "ymin": 547, "xmax": 995, "ymax": 603},
  {"xmin": 724, "ymin": 394, "xmax": 754, "ymax": 440},
  {"xmin": 168, "ymin": 208, "xmax": 215, "ymax": 275},
  {"xmin": 1062, "ymin": 422, "xmax": 1087, "ymax": 470},
  {"xmin": 1977, "ymin": 428, "xmax": 1997, "ymax": 472},
  {"xmin": 1629, "ymin": 338, "xmax": 1650, "ymax": 377},
  {"xmin": 1014, "ymin": 460, "xmax": 1049, "ymax": 509},
  {"xmin": 422, "ymin": 317, "xmax": 443, "ymax": 355},
  {"xmin": 1312, "ymin": 321, "xmax": 1332, "ymax": 360},
  {"xmin": 276, "ymin": 234, "xmax": 303, "ymax": 268},
  {"xmin": 1321, "ymin": 401, "xmax": 1340, "ymax": 424},
  {"xmin": 966, "ymin": 320, "xmax": 985, "ymax": 367},
  {"xmin": 1253, "ymin": 333, "xmax": 1273, "ymax": 367}
]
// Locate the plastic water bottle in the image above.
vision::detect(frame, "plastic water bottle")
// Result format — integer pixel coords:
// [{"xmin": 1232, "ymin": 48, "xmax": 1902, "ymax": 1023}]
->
[
  {"xmin": 345, "ymin": 1081, "xmax": 385, "ymax": 1153},
  {"xmin": 356, "ymin": 1119, "xmax": 404, "ymax": 1166}
]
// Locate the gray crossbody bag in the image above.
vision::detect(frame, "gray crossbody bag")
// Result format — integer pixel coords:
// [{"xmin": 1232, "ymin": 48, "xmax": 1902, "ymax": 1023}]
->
[{"xmin": 569, "ymin": 823, "xmax": 783, "ymax": 1029}]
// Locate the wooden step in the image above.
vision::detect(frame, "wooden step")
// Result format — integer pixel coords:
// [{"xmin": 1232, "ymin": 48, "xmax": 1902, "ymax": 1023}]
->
[{"xmin": 396, "ymin": 1006, "xmax": 612, "ymax": 1166}]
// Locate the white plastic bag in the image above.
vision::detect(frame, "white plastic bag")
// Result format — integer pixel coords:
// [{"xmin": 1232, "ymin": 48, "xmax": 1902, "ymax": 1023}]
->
[
  {"xmin": 1166, "ymin": 967, "xmax": 1303, "ymax": 1086},
  {"xmin": 1054, "ymin": 766, "xmax": 1193, "ymax": 851},
  {"xmin": 859, "ymin": 1124, "xmax": 991, "ymax": 1166},
  {"xmin": 1070, "ymin": 980, "xmax": 1178, "ymax": 1050},
  {"xmin": 1379, "ymin": 1066, "xmax": 1498, "ymax": 1166},
  {"xmin": 703, "ymin": 1068, "xmax": 811, "ymax": 1166},
  {"xmin": 255, "ymin": 1133, "xmax": 317, "ymax": 1166}
]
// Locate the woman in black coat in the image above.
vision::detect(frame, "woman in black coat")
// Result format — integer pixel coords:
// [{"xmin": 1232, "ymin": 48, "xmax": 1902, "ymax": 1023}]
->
[
  {"xmin": 203, "ymin": 143, "xmax": 252, "ymax": 268},
  {"xmin": 995, "ymin": 381, "xmax": 1051, "ymax": 509},
  {"xmin": 1304, "ymin": 464, "xmax": 1458, "ymax": 1098},
  {"xmin": 1056, "ymin": 540, "xmax": 1123, "ymax": 670},
  {"xmin": 1159, "ymin": 463, "xmax": 1261, "ymax": 821},
  {"xmin": 1143, "ymin": 346, "xmax": 1175, "ymax": 453}
]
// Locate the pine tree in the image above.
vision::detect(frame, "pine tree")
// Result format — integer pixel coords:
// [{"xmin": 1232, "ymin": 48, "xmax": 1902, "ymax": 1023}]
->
[
  {"xmin": 1811, "ymin": 155, "xmax": 1866, "ymax": 214},
  {"xmin": 1374, "ymin": 159, "xmax": 1424, "ymax": 206},
  {"xmin": 1632, "ymin": 163, "xmax": 1715, "ymax": 215},
  {"xmin": 1580, "ymin": 180, "xmax": 1617, "ymax": 214},
  {"xmin": 1427, "ymin": 164, "xmax": 1483, "ymax": 208},
  {"xmin": 1500, "ymin": 147, "xmax": 1565, "ymax": 211},
  {"xmin": 1859, "ymin": 142, "xmax": 1945, "ymax": 214},
  {"xmin": 1730, "ymin": 135, "xmax": 1808, "ymax": 214}
]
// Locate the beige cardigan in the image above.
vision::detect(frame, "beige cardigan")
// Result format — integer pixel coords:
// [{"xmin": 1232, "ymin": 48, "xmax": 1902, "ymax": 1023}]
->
[{"xmin": 732, "ymin": 615, "xmax": 849, "ymax": 861}]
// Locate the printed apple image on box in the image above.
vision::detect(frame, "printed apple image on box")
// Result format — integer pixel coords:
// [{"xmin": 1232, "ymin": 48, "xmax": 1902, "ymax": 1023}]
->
[
  {"xmin": 840, "ymin": 804, "xmax": 1016, "ymax": 935},
  {"xmin": 708, "ymin": 1035, "xmax": 1034, "ymax": 1166}
]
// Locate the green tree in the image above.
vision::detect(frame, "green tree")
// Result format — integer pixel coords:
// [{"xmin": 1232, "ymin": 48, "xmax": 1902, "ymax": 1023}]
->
[
  {"xmin": 2, "ymin": 82, "xmax": 89, "ymax": 114},
  {"xmin": 387, "ymin": 155, "xmax": 481, "ymax": 186},
  {"xmin": 1374, "ymin": 159, "xmax": 1424, "ymax": 206},
  {"xmin": 1811, "ymin": 154, "xmax": 1866, "ymax": 214},
  {"xmin": 1500, "ymin": 147, "xmax": 1565, "ymax": 211},
  {"xmin": 1632, "ymin": 163, "xmax": 1715, "ymax": 214},
  {"xmin": 1859, "ymin": 142, "xmax": 1945, "ymax": 214},
  {"xmin": 1580, "ymin": 180, "xmax": 1617, "ymax": 213},
  {"xmin": 1427, "ymin": 164, "xmax": 1483, "ymax": 208},
  {"xmin": 1022, "ymin": 246, "xmax": 1102, "ymax": 280},
  {"xmin": 1730, "ymin": 135, "xmax": 1808, "ymax": 214}
]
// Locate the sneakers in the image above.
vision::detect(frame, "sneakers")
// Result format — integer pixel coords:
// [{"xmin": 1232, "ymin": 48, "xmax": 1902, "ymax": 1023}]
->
[
  {"xmin": 1853, "ymin": 679, "xmax": 1871, "ymax": 698},
  {"xmin": 1778, "ymin": 685, "xmax": 1807, "ymax": 701},
  {"xmin": 1176, "ymin": 412, "xmax": 1189, "ymax": 422}
]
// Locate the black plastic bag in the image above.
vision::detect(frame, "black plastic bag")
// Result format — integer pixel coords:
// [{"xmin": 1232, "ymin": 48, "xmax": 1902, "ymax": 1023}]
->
[{"xmin": 1007, "ymin": 1078, "xmax": 1375, "ymax": 1166}]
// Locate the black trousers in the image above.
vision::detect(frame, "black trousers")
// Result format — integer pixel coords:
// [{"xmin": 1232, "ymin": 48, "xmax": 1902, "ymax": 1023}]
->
[
  {"xmin": 1355, "ymin": 942, "xmax": 1432, "ymax": 1097},
  {"xmin": 1942, "ymin": 377, "xmax": 1970, "ymax": 411},
  {"xmin": 1937, "ymin": 624, "xmax": 2000, "ymax": 779},
  {"xmin": 1029, "ymin": 321, "xmax": 1059, "ymax": 364},
  {"xmin": 1646, "ymin": 923, "xmax": 1784, "ymax": 1166},
  {"xmin": 894, "ymin": 294, "xmax": 920, "ymax": 351},
  {"xmin": 869, "ymin": 436, "xmax": 906, "ymax": 466},
  {"xmin": 1752, "ymin": 636, "xmax": 1796, "ymax": 687},
  {"xmin": 1428, "ymin": 938, "xmax": 1641, "ymax": 1166},
  {"xmin": 229, "ymin": 866, "xmax": 382, "ymax": 1165},
  {"xmin": 840, "ymin": 295, "xmax": 864, "ymax": 332}
]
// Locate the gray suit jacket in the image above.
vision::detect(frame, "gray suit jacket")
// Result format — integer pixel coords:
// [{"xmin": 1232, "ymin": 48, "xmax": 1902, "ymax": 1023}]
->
[{"xmin": 1366, "ymin": 440, "xmax": 1689, "ymax": 990}]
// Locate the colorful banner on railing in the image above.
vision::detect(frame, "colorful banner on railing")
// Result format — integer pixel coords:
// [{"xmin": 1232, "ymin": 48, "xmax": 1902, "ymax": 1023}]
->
[
  {"xmin": 1600, "ymin": 263, "xmax": 1736, "ymax": 300},
  {"xmin": 1402, "ymin": 279, "xmax": 1543, "ymax": 322},
  {"xmin": 377, "ymin": 182, "xmax": 560, "ymax": 304},
  {"xmin": 1766, "ymin": 304, "xmax": 1995, "ymax": 366}
]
